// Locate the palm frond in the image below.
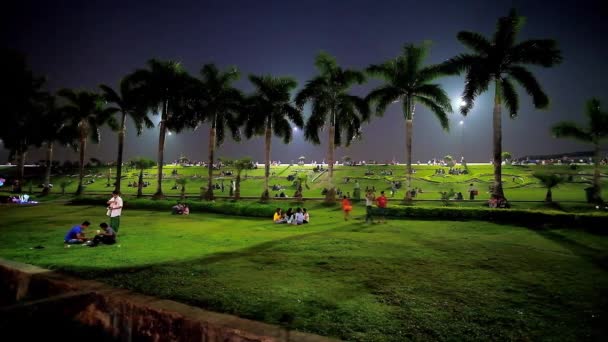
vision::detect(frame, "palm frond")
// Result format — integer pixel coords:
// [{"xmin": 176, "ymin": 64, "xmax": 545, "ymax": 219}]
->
[
  {"xmin": 415, "ymin": 84, "xmax": 453, "ymax": 113},
  {"xmin": 510, "ymin": 39, "xmax": 562, "ymax": 67},
  {"xmin": 551, "ymin": 122, "xmax": 591, "ymax": 142},
  {"xmin": 500, "ymin": 77, "xmax": 519, "ymax": 118},
  {"xmin": 414, "ymin": 95, "xmax": 450, "ymax": 131},
  {"xmin": 507, "ymin": 66, "xmax": 548, "ymax": 109},
  {"xmin": 457, "ymin": 31, "xmax": 492, "ymax": 54}
]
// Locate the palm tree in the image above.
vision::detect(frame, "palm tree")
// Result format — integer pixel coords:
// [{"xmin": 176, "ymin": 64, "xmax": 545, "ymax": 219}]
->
[
  {"xmin": 552, "ymin": 98, "xmax": 608, "ymax": 203},
  {"xmin": 231, "ymin": 157, "xmax": 253, "ymax": 200},
  {"xmin": 131, "ymin": 157, "xmax": 156, "ymax": 198},
  {"xmin": 295, "ymin": 52, "xmax": 369, "ymax": 202},
  {"xmin": 59, "ymin": 89, "xmax": 118, "ymax": 195},
  {"xmin": 100, "ymin": 79, "xmax": 154, "ymax": 193},
  {"xmin": 0, "ymin": 49, "xmax": 48, "ymax": 188},
  {"xmin": 442, "ymin": 9, "xmax": 562, "ymax": 200},
  {"xmin": 367, "ymin": 43, "xmax": 453, "ymax": 200},
  {"xmin": 243, "ymin": 75, "xmax": 304, "ymax": 200},
  {"xmin": 175, "ymin": 177, "xmax": 188, "ymax": 201},
  {"xmin": 533, "ymin": 172, "xmax": 565, "ymax": 203},
  {"xmin": 125, "ymin": 59, "xmax": 196, "ymax": 198},
  {"xmin": 193, "ymin": 64, "xmax": 243, "ymax": 201}
]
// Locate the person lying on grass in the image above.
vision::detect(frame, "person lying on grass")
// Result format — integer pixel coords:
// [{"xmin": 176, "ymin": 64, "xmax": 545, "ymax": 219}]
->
[
  {"xmin": 64, "ymin": 221, "xmax": 90, "ymax": 245},
  {"xmin": 86, "ymin": 222, "xmax": 116, "ymax": 247}
]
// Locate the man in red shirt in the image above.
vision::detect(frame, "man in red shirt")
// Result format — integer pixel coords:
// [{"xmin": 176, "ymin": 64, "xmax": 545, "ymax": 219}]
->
[{"xmin": 376, "ymin": 190, "xmax": 388, "ymax": 223}]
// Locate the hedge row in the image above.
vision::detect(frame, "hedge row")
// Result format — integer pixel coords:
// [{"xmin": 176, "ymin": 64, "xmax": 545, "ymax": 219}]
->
[{"xmin": 69, "ymin": 196, "xmax": 607, "ymax": 232}]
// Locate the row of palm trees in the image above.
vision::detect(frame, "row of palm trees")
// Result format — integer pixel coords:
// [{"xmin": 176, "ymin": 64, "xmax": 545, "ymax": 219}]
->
[{"xmin": 4, "ymin": 10, "xmax": 577, "ymax": 202}]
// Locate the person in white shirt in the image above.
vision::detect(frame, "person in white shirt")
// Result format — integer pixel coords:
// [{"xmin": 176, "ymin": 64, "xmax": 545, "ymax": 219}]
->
[
  {"xmin": 107, "ymin": 191, "xmax": 123, "ymax": 233},
  {"xmin": 293, "ymin": 207, "xmax": 305, "ymax": 225}
]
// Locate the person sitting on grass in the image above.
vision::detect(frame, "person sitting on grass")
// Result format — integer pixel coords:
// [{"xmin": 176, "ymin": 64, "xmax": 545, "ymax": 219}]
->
[
  {"xmin": 285, "ymin": 208, "xmax": 295, "ymax": 224},
  {"xmin": 273, "ymin": 208, "xmax": 286, "ymax": 223},
  {"xmin": 87, "ymin": 223, "xmax": 116, "ymax": 247},
  {"xmin": 182, "ymin": 204, "xmax": 190, "ymax": 215},
  {"xmin": 302, "ymin": 208, "xmax": 309, "ymax": 224},
  {"xmin": 172, "ymin": 202, "xmax": 184, "ymax": 215},
  {"xmin": 293, "ymin": 207, "xmax": 305, "ymax": 225},
  {"xmin": 342, "ymin": 195, "xmax": 353, "ymax": 221},
  {"xmin": 64, "ymin": 221, "xmax": 90, "ymax": 245}
]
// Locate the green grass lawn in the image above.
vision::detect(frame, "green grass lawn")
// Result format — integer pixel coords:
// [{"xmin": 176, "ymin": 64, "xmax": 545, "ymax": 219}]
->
[{"xmin": 1, "ymin": 203, "xmax": 607, "ymax": 341}]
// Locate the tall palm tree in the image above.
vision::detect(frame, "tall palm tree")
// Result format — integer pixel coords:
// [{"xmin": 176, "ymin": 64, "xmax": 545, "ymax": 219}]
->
[
  {"xmin": 442, "ymin": 9, "xmax": 562, "ymax": 200},
  {"xmin": 131, "ymin": 157, "xmax": 156, "ymax": 198},
  {"xmin": 175, "ymin": 177, "xmax": 188, "ymax": 201},
  {"xmin": 244, "ymin": 75, "xmax": 304, "ymax": 200},
  {"xmin": 59, "ymin": 89, "xmax": 118, "ymax": 195},
  {"xmin": 193, "ymin": 64, "xmax": 243, "ymax": 200},
  {"xmin": 552, "ymin": 98, "xmax": 608, "ymax": 203},
  {"xmin": 366, "ymin": 43, "xmax": 453, "ymax": 200},
  {"xmin": 295, "ymin": 52, "xmax": 369, "ymax": 202},
  {"xmin": 100, "ymin": 79, "xmax": 154, "ymax": 193},
  {"xmin": 126, "ymin": 59, "xmax": 196, "ymax": 198},
  {"xmin": 0, "ymin": 48, "xmax": 48, "ymax": 188}
]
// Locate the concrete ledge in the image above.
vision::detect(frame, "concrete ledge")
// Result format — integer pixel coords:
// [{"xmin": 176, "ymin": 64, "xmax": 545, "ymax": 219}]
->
[{"xmin": 0, "ymin": 258, "xmax": 338, "ymax": 342}]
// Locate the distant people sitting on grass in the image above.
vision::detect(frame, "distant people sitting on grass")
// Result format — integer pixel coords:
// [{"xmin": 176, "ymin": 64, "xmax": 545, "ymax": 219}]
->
[
  {"xmin": 172, "ymin": 202, "xmax": 186, "ymax": 215},
  {"xmin": 273, "ymin": 208, "xmax": 284, "ymax": 223},
  {"xmin": 303, "ymin": 208, "xmax": 309, "ymax": 224},
  {"xmin": 182, "ymin": 204, "xmax": 190, "ymax": 215},
  {"xmin": 488, "ymin": 195, "xmax": 509, "ymax": 209},
  {"xmin": 64, "ymin": 221, "xmax": 90, "ymax": 245},
  {"xmin": 87, "ymin": 223, "xmax": 116, "ymax": 247},
  {"xmin": 285, "ymin": 208, "xmax": 295, "ymax": 224}
]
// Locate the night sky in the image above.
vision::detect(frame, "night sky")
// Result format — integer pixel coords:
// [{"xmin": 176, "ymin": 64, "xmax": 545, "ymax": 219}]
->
[{"xmin": 3, "ymin": 0, "xmax": 607, "ymax": 164}]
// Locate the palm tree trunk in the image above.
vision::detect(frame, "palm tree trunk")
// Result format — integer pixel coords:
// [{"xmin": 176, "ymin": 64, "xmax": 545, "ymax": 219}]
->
[
  {"xmin": 76, "ymin": 135, "xmax": 86, "ymax": 195},
  {"xmin": 154, "ymin": 102, "xmax": 167, "ymax": 199},
  {"xmin": 137, "ymin": 169, "xmax": 144, "ymax": 198},
  {"xmin": 592, "ymin": 142, "xmax": 602, "ymax": 202},
  {"xmin": 492, "ymin": 79, "xmax": 505, "ymax": 200},
  {"xmin": 405, "ymin": 119, "xmax": 413, "ymax": 201},
  {"xmin": 326, "ymin": 123, "xmax": 336, "ymax": 202},
  {"xmin": 42, "ymin": 142, "xmax": 53, "ymax": 195},
  {"xmin": 204, "ymin": 125, "xmax": 216, "ymax": 200},
  {"xmin": 16, "ymin": 148, "xmax": 26, "ymax": 191},
  {"xmin": 262, "ymin": 123, "xmax": 272, "ymax": 200},
  {"xmin": 545, "ymin": 188, "xmax": 552, "ymax": 203},
  {"xmin": 235, "ymin": 172, "xmax": 241, "ymax": 200},
  {"xmin": 181, "ymin": 184, "xmax": 186, "ymax": 201},
  {"xmin": 115, "ymin": 112, "xmax": 127, "ymax": 193}
]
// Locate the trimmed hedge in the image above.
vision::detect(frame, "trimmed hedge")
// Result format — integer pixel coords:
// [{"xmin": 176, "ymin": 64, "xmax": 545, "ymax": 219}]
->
[
  {"xmin": 69, "ymin": 196, "xmax": 608, "ymax": 232},
  {"xmin": 70, "ymin": 197, "xmax": 278, "ymax": 218}
]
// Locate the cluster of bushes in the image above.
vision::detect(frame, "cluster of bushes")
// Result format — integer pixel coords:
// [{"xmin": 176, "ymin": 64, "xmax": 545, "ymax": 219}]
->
[
  {"xmin": 70, "ymin": 197, "xmax": 277, "ymax": 218},
  {"xmin": 381, "ymin": 206, "xmax": 607, "ymax": 232}
]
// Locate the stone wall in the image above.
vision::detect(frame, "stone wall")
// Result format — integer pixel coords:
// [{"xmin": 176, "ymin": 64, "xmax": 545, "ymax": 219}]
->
[{"xmin": 0, "ymin": 258, "xmax": 338, "ymax": 342}]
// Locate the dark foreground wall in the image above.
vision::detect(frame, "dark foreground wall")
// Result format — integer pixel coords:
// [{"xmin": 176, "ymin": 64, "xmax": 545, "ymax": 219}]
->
[{"xmin": 0, "ymin": 258, "xmax": 337, "ymax": 342}]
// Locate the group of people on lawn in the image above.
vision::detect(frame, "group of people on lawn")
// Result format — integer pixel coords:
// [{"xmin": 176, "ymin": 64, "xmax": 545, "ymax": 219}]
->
[
  {"xmin": 341, "ymin": 189, "xmax": 388, "ymax": 223},
  {"xmin": 63, "ymin": 191, "xmax": 122, "ymax": 247},
  {"xmin": 273, "ymin": 207, "xmax": 309, "ymax": 225}
]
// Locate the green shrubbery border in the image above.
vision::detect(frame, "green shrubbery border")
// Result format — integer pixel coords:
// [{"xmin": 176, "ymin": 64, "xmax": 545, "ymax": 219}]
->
[{"xmin": 70, "ymin": 196, "xmax": 607, "ymax": 232}]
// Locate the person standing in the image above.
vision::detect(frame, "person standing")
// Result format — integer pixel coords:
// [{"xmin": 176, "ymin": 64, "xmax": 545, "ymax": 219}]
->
[
  {"xmin": 365, "ymin": 189, "xmax": 375, "ymax": 224},
  {"xmin": 376, "ymin": 191, "xmax": 388, "ymax": 223},
  {"xmin": 468, "ymin": 183, "xmax": 476, "ymax": 200},
  {"xmin": 107, "ymin": 190, "xmax": 123, "ymax": 233},
  {"xmin": 341, "ymin": 195, "xmax": 352, "ymax": 221}
]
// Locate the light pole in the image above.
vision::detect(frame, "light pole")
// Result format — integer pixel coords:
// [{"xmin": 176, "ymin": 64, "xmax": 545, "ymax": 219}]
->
[{"xmin": 459, "ymin": 120, "xmax": 465, "ymax": 162}]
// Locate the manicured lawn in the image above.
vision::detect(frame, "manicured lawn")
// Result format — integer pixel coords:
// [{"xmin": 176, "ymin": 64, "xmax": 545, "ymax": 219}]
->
[{"xmin": 1, "ymin": 203, "xmax": 607, "ymax": 341}]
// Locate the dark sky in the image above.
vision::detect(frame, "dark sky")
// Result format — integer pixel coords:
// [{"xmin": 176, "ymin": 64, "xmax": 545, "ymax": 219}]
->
[{"xmin": 3, "ymin": 0, "xmax": 607, "ymax": 164}]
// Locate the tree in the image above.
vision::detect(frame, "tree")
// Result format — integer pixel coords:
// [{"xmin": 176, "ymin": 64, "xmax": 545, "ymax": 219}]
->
[
  {"xmin": 533, "ymin": 172, "xmax": 565, "ymax": 203},
  {"xmin": 243, "ymin": 75, "xmax": 304, "ymax": 200},
  {"xmin": 0, "ymin": 49, "xmax": 49, "ymax": 188},
  {"xmin": 552, "ymin": 98, "xmax": 608, "ymax": 203},
  {"xmin": 501, "ymin": 151, "xmax": 512, "ymax": 164},
  {"xmin": 222, "ymin": 157, "xmax": 253, "ymax": 200},
  {"xmin": 367, "ymin": 43, "xmax": 452, "ymax": 200},
  {"xmin": 100, "ymin": 79, "xmax": 154, "ymax": 193},
  {"xmin": 192, "ymin": 64, "xmax": 243, "ymax": 200},
  {"xmin": 175, "ymin": 177, "xmax": 188, "ymax": 201},
  {"xmin": 126, "ymin": 59, "xmax": 196, "ymax": 199},
  {"xmin": 59, "ymin": 89, "xmax": 118, "ymax": 195},
  {"xmin": 442, "ymin": 9, "xmax": 562, "ymax": 200},
  {"xmin": 342, "ymin": 155, "xmax": 352, "ymax": 165},
  {"xmin": 131, "ymin": 157, "xmax": 156, "ymax": 198},
  {"xmin": 443, "ymin": 155, "xmax": 455, "ymax": 167},
  {"xmin": 296, "ymin": 52, "xmax": 369, "ymax": 202}
]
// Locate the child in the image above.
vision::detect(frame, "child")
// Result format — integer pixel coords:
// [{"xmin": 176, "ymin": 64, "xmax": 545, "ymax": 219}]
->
[
  {"xmin": 285, "ymin": 208, "xmax": 294, "ymax": 224},
  {"xmin": 302, "ymin": 208, "xmax": 309, "ymax": 224},
  {"xmin": 273, "ymin": 208, "xmax": 284, "ymax": 223},
  {"xmin": 341, "ymin": 195, "xmax": 352, "ymax": 221},
  {"xmin": 293, "ymin": 207, "xmax": 305, "ymax": 225}
]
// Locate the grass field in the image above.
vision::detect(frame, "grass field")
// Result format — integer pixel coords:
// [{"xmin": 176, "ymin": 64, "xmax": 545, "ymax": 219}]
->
[{"xmin": 1, "ymin": 203, "xmax": 607, "ymax": 341}]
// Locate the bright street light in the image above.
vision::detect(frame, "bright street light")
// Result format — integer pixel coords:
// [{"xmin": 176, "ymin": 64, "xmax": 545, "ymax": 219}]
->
[
  {"xmin": 459, "ymin": 120, "xmax": 464, "ymax": 125},
  {"xmin": 167, "ymin": 131, "xmax": 172, "ymax": 136},
  {"xmin": 460, "ymin": 99, "xmax": 467, "ymax": 107}
]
